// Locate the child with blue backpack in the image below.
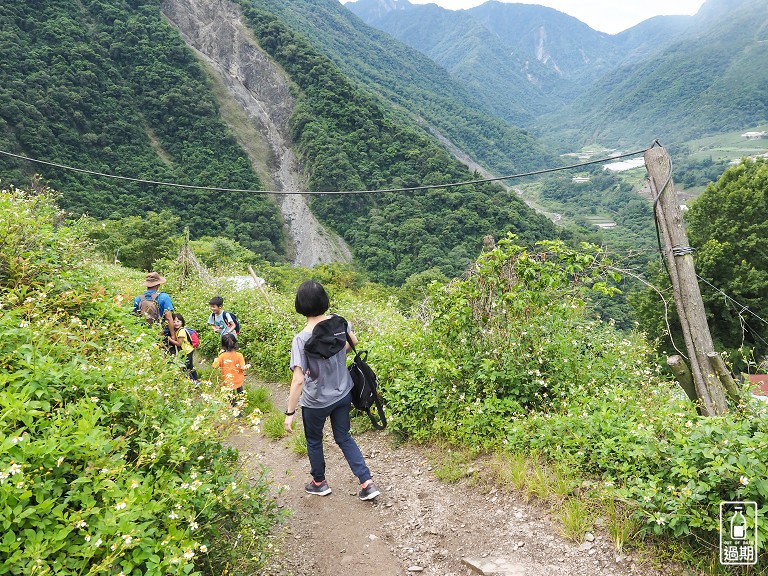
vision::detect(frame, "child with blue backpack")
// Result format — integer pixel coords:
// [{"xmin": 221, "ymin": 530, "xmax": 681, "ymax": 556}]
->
[{"xmin": 208, "ymin": 296, "xmax": 239, "ymax": 338}]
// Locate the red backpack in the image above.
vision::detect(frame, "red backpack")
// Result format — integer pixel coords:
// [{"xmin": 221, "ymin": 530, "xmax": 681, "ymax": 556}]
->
[{"xmin": 186, "ymin": 328, "xmax": 200, "ymax": 349}]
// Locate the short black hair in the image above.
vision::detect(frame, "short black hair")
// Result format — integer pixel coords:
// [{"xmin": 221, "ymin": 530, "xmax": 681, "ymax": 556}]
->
[
  {"xmin": 209, "ymin": 295, "xmax": 224, "ymax": 307},
  {"xmin": 171, "ymin": 312, "xmax": 185, "ymax": 326},
  {"xmin": 295, "ymin": 280, "xmax": 329, "ymax": 317},
  {"xmin": 221, "ymin": 333, "xmax": 237, "ymax": 351}
]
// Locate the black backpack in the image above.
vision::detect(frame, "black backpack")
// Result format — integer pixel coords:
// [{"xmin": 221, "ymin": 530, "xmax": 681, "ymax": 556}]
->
[
  {"xmin": 346, "ymin": 334, "xmax": 387, "ymax": 430},
  {"xmin": 304, "ymin": 315, "xmax": 348, "ymax": 358},
  {"xmin": 210, "ymin": 310, "xmax": 240, "ymax": 334}
]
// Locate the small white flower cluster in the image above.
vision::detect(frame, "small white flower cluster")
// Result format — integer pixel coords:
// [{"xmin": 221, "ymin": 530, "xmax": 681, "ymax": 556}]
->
[
  {"xmin": 190, "ymin": 413, "xmax": 205, "ymax": 431},
  {"xmin": 0, "ymin": 462, "xmax": 23, "ymax": 483}
]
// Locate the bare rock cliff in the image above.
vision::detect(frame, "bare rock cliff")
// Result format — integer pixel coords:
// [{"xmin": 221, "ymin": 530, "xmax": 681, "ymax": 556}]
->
[{"xmin": 161, "ymin": 0, "xmax": 352, "ymax": 267}]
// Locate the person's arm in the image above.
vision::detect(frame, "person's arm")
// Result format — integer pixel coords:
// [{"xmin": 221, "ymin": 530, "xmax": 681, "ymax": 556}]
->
[
  {"xmin": 284, "ymin": 366, "xmax": 304, "ymax": 433},
  {"xmin": 345, "ymin": 329, "xmax": 358, "ymax": 352},
  {"xmin": 164, "ymin": 309, "xmax": 176, "ymax": 341}
]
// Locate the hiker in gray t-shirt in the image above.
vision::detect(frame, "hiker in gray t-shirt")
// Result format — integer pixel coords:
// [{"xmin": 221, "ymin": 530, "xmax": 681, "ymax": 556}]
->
[{"xmin": 284, "ymin": 280, "xmax": 380, "ymax": 501}]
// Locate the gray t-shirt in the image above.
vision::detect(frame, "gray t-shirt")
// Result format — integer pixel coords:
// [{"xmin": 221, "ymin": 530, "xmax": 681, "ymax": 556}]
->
[{"xmin": 290, "ymin": 328, "xmax": 353, "ymax": 409}]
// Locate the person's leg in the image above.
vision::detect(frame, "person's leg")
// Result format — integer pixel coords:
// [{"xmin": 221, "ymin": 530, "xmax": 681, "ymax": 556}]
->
[
  {"xmin": 184, "ymin": 352, "xmax": 199, "ymax": 381},
  {"xmin": 230, "ymin": 386, "xmax": 244, "ymax": 407},
  {"xmin": 328, "ymin": 394, "xmax": 371, "ymax": 484},
  {"xmin": 301, "ymin": 406, "xmax": 328, "ymax": 483}
]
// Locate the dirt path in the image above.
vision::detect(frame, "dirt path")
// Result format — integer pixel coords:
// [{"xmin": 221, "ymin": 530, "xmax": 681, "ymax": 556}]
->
[{"xmin": 228, "ymin": 381, "xmax": 672, "ymax": 576}]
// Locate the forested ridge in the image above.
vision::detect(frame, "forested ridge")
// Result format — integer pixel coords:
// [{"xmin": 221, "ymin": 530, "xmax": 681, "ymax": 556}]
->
[
  {"xmin": 0, "ymin": 0, "xmax": 558, "ymax": 285},
  {"xmin": 237, "ymin": 3, "xmax": 556, "ymax": 283},
  {"xmin": 0, "ymin": 0, "xmax": 285, "ymax": 261},
  {"xmin": 349, "ymin": 0, "xmax": 768, "ymax": 152},
  {"xmin": 343, "ymin": 0, "xmax": 560, "ymax": 126},
  {"xmin": 242, "ymin": 0, "xmax": 559, "ymax": 177},
  {"xmin": 537, "ymin": 0, "xmax": 768, "ymax": 148}
]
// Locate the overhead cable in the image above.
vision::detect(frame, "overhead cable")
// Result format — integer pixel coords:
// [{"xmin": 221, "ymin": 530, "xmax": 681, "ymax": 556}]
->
[
  {"xmin": 696, "ymin": 274, "xmax": 768, "ymax": 328},
  {"xmin": 0, "ymin": 146, "xmax": 650, "ymax": 196}
]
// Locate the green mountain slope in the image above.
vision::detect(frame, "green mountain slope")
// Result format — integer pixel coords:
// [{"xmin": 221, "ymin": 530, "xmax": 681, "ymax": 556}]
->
[
  {"xmin": 0, "ymin": 0, "xmax": 285, "ymax": 260},
  {"xmin": 0, "ymin": 0, "xmax": 558, "ymax": 284},
  {"xmin": 346, "ymin": 0, "xmax": 693, "ymax": 123},
  {"xmin": 244, "ymin": 0, "xmax": 559, "ymax": 176},
  {"xmin": 348, "ymin": 0, "xmax": 768, "ymax": 153},
  {"xmin": 349, "ymin": 1, "xmax": 559, "ymax": 125},
  {"xmin": 236, "ymin": 4, "xmax": 556, "ymax": 283},
  {"xmin": 465, "ymin": 1, "xmax": 619, "ymax": 93},
  {"xmin": 537, "ymin": 0, "xmax": 768, "ymax": 148}
]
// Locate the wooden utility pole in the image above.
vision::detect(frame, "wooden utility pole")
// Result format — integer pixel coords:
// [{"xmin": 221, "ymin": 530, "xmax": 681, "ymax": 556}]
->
[
  {"xmin": 644, "ymin": 144, "xmax": 730, "ymax": 416},
  {"xmin": 248, "ymin": 265, "xmax": 274, "ymax": 310}
]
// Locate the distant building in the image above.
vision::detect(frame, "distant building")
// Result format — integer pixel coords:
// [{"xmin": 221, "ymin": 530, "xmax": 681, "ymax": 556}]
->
[
  {"xmin": 572, "ymin": 176, "xmax": 591, "ymax": 183},
  {"xmin": 730, "ymin": 152, "xmax": 768, "ymax": 165},
  {"xmin": 603, "ymin": 158, "xmax": 646, "ymax": 172},
  {"xmin": 741, "ymin": 131, "xmax": 768, "ymax": 139}
]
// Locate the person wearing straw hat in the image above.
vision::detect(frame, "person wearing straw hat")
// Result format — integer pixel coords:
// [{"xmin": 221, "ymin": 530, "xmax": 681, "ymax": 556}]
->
[{"xmin": 133, "ymin": 272, "xmax": 176, "ymax": 341}]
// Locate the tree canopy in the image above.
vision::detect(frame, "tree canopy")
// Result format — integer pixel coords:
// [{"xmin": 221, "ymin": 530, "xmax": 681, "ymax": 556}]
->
[
  {"xmin": 0, "ymin": 0, "xmax": 285, "ymax": 261},
  {"xmin": 685, "ymin": 157, "xmax": 768, "ymax": 366}
]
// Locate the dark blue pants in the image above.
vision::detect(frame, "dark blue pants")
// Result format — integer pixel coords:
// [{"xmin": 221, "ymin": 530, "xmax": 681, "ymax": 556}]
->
[
  {"xmin": 301, "ymin": 392, "xmax": 371, "ymax": 484},
  {"xmin": 182, "ymin": 351, "xmax": 199, "ymax": 381}
]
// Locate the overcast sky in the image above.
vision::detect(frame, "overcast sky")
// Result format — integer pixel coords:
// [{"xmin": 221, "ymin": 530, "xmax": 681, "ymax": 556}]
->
[{"xmin": 349, "ymin": 0, "xmax": 707, "ymax": 35}]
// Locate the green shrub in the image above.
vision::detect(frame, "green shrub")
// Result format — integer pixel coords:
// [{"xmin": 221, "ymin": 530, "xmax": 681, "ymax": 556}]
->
[
  {"xmin": 246, "ymin": 386, "xmax": 274, "ymax": 415},
  {"xmin": 0, "ymin": 187, "xmax": 281, "ymax": 575},
  {"xmin": 68, "ymin": 197, "xmax": 768, "ymax": 568},
  {"xmin": 373, "ymin": 234, "xmax": 768, "ymax": 561},
  {"xmin": 557, "ymin": 498, "xmax": 593, "ymax": 542},
  {"xmin": 432, "ymin": 450, "xmax": 475, "ymax": 484},
  {"xmin": 262, "ymin": 413, "xmax": 288, "ymax": 440},
  {"xmin": 289, "ymin": 433, "xmax": 308, "ymax": 457}
]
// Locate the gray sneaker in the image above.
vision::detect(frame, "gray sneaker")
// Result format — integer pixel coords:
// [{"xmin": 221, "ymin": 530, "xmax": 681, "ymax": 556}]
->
[
  {"xmin": 358, "ymin": 482, "xmax": 380, "ymax": 501},
  {"xmin": 305, "ymin": 480, "xmax": 332, "ymax": 496}
]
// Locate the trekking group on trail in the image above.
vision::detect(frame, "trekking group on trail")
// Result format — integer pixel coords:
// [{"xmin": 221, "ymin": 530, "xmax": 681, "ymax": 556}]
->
[{"xmin": 133, "ymin": 272, "xmax": 381, "ymax": 501}]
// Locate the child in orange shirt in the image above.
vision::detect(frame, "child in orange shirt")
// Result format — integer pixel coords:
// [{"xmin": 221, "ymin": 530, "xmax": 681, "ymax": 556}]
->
[{"xmin": 212, "ymin": 333, "xmax": 246, "ymax": 405}]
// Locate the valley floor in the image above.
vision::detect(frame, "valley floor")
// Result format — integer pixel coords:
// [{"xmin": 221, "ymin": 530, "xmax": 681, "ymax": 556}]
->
[{"xmin": 226, "ymin": 380, "xmax": 680, "ymax": 576}]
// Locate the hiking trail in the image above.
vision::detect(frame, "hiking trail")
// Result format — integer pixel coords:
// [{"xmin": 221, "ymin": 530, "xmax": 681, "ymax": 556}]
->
[{"xmin": 227, "ymin": 379, "xmax": 675, "ymax": 576}]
